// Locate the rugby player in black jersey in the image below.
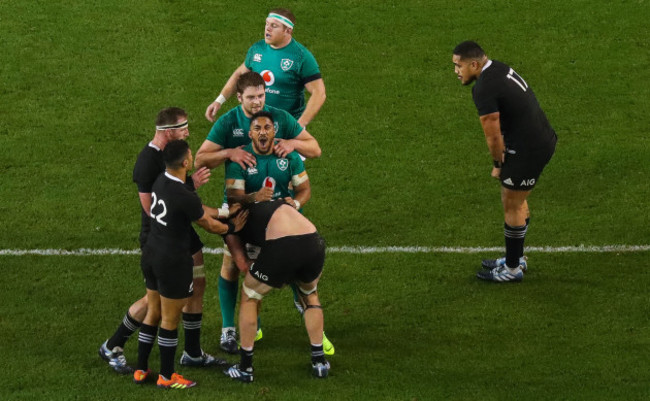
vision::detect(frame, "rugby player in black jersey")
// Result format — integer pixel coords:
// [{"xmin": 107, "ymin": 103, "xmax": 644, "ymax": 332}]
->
[
  {"xmin": 135, "ymin": 139, "xmax": 247, "ymax": 388},
  {"xmin": 453, "ymin": 41, "xmax": 557, "ymax": 282},
  {"xmin": 222, "ymin": 199, "xmax": 330, "ymax": 382}
]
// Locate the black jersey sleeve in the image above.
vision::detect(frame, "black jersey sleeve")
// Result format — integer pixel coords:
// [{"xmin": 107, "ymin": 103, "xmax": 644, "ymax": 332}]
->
[
  {"xmin": 472, "ymin": 77, "xmax": 501, "ymax": 116},
  {"xmin": 133, "ymin": 149, "xmax": 162, "ymax": 193},
  {"xmin": 180, "ymin": 188, "xmax": 205, "ymax": 222},
  {"xmin": 185, "ymin": 174, "xmax": 195, "ymax": 192}
]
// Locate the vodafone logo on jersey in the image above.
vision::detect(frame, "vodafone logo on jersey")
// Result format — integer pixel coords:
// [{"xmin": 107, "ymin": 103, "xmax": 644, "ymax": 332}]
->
[{"xmin": 261, "ymin": 70, "xmax": 275, "ymax": 86}]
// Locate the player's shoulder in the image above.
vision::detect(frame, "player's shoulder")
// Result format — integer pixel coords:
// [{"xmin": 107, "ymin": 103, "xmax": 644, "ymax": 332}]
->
[
  {"xmin": 289, "ymin": 38, "xmax": 313, "ymax": 54},
  {"xmin": 249, "ymin": 39, "xmax": 269, "ymax": 52},
  {"xmin": 242, "ymin": 142, "xmax": 255, "ymax": 153},
  {"xmin": 215, "ymin": 105, "xmax": 243, "ymax": 127},
  {"xmin": 137, "ymin": 142, "xmax": 158, "ymax": 155},
  {"xmin": 157, "ymin": 173, "xmax": 189, "ymax": 192},
  {"xmin": 474, "ymin": 60, "xmax": 507, "ymax": 92},
  {"xmin": 135, "ymin": 143, "xmax": 161, "ymax": 165},
  {"xmin": 221, "ymin": 105, "xmax": 243, "ymax": 120},
  {"xmin": 286, "ymin": 150, "xmax": 304, "ymax": 162},
  {"xmin": 266, "ymin": 104, "xmax": 292, "ymax": 119},
  {"xmin": 287, "ymin": 39, "xmax": 317, "ymax": 62},
  {"xmin": 482, "ymin": 60, "xmax": 510, "ymax": 79}
]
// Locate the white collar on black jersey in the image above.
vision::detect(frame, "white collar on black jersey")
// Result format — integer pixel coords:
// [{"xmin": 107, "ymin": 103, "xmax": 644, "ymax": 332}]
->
[
  {"xmin": 164, "ymin": 171, "xmax": 185, "ymax": 184},
  {"xmin": 148, "ymin": 141, "xmax": 161, "ymax": 151},
  {"xmin": 482, "ymin": 59, "xmax": 493, "ymax": 72}
]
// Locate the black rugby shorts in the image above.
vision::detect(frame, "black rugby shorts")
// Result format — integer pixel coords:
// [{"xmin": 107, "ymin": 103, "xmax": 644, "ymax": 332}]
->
[
  {"xmin": 500, "ymin": 139, "xmax": 556, "ymax": 191},
  {"xmin": 249, "ymin": 232, "xmax": 326, "ymax": 288},
  {"xmin": 141, "ymin": 246, "xmax": 194, "ymax": 299}
]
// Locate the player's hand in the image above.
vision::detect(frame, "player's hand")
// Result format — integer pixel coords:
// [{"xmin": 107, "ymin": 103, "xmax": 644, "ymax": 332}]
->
[
  {"xmin": 491, "ymin": 167, "xmax": 501, "ymax": 179},
  {"xmin": 205, "ymin": 101, "xmax": 222, "ymax": 122},
  {"xmin": 192, "ymin": 167, "xmax": 211, "ymax": 189},
  {"xmin": 284, "ymin": 197, "xmax": 297, "ymax": 208},
  {"xmin": 230, "ymin": 146, "xmax": 257, "ymax": 170},
  {"xmin": 228, "ymin": 203, "xmax": 242, "ymax": 218},
  {"xmin": 273, "ymin": 138, "xmax": 295, "ymax": 158},
  {"xmin": 254, "ymin": 187, "xmax": 274, "ymax": 202},
  {"xmin": 230, "ymin": 209, "xmax": 248, "ymax": 232}
]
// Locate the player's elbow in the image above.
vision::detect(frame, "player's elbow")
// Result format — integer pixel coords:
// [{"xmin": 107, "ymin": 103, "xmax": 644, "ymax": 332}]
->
[
  {"xmin": 194, "ymin": 151, "xmax": 205, "ymax": 168},
  {"xmin": 311, "ymin": 146, "xmax": 322, "ymax": 158}
]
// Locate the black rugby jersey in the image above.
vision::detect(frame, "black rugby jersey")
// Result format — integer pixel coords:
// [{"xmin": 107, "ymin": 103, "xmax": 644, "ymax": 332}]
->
[
  {"xmin": 133, "ymin": 143, "xmax": 165, "ymax": 244},
  {"xmin": 472, "ymin": 60, "xmax": 556, "ymax": 151},
  {"xmin": 237, "ymin": 199, "xmax": 287, "ymax": 247},
  {"xmin": 147, "ymin": 173, "xmax": 204, "ymax": 253},
  {"xmin": 132, "ymin": 142, "xmax": 195, "ymax": 246}
]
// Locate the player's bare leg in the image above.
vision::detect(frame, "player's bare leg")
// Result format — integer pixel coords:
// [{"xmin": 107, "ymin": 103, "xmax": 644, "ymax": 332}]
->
[
  {"xmin": 224, "ymin": 274, "xmax": 271, "ymax": 383},
  {"xmin": 297, "ymin": 278, "xmax": 330, "ymax": 378}
]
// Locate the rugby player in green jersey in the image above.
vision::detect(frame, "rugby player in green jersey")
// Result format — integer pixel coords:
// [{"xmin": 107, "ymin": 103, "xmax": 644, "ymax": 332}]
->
[
  {"xmin": 195, "ymin": 72, "xmax": 332, "ymax": 355},
  {"xmin": 204, "ymin": 8, "xmax": 326, "ymax": 128},
  {"xmin": 224, "ymin": 110, "xmax": 310, "ymax": 211},
  {"xmin": 223, "ymin": 111, "xmax": 333, "ymax": 362},
  {"xmin": 195, "ymin": 71, "xmax": 320, "ymax": 172}
]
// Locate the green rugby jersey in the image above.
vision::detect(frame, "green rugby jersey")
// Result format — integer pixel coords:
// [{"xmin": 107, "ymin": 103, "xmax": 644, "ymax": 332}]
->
[
  {"xmin": 225, "ymin": 143, "xmax": 307, "ymax": 201},
  {"xmin": 245, "ymin": 39, "xmax": 321, "ymax": 119},
  {"xmin": 206, "ymin": 104, "xmax": 302, "ymax": 156},
  {"xmin": 206, "ymin": 104, "xmax": 303, "ymax": 204}
]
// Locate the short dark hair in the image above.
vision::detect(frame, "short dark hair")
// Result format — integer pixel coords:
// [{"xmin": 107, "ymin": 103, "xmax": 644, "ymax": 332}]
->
[
  {"xmin": 156, "ymin": 107, "xmax": 187, "ymax": 127},
  {"xmin": 163, "ymin": 139, "xmax": 190, "ymax": 169},
  {"xmin": 453, "ymin": 41, "xmax": 486, "ymax": 60},
  {"xmin": 269, "ymin": 8, "xmax": 296, "ymax": 25},
  {"xmin": 236, "ymin": 71, "xmax": 266, "ymax": 94},
  {"xmin": 249, "ymin": 110, "xmax": 274, "ymax": 127}
]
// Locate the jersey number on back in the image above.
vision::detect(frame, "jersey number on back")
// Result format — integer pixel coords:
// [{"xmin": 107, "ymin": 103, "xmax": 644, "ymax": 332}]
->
[
  {"xmin": 507, "ymin": 68, "xmax": 528, "ymax": 92},
  {"xmin": 150, "ymin": 192, "xmax": 168, "ymax": 226}
]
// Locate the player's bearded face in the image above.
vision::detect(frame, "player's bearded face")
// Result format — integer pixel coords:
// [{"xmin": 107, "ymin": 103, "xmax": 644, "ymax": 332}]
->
[
  {"xmin": 452, "ymin": 55, "xmax": 478, "ymax": 86},
  {"xmin": 250, "ymin": 117, "xmax": 275, "ymax": 154},
  {"xmin": 169, "ymin": 118, "xmax": 189, "ymax": 140},
  {"xmin": 240, "ymin": 86, "xmax": 266, "ymax": 116}
]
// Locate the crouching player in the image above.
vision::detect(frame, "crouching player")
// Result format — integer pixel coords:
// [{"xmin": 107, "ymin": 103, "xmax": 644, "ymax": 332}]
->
[
  {"xmin": 222, "ymin": 199, "xmax": 330, "ymax": 382},
  {"xmin": 135, "ymin": 140, "xmax": 247, "ymax": 389}
]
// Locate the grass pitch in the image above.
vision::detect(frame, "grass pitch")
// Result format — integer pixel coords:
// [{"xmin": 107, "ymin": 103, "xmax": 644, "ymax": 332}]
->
[{"xmin": 0, "ymin": 1, "xmax": 648, "ymax": 400}]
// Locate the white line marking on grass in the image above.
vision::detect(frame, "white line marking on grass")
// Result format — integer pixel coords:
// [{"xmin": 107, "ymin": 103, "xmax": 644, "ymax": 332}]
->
[{"xmin": 0, "ymin": 245, "xmax": 648, "ymax": 256}]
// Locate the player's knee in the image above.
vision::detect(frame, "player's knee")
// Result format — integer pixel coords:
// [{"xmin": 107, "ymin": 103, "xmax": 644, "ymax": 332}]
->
[
  {"xmin": 298, "ymin": 283, "xmax": 318, "ymax": 297},
  {"xmin": 242, "ymin": 282, "xmax": 264, "ymax": 301},
  {"xmin": 192, "ymin": 250, "xmax": 205, "ymax": 266},
  {"xmin": 220, "ymin": 251, "xmax": 238, "ymax": 278},
  {"xmin": 193, "ymin": 264, "xmax": 206, "ymax": 280},
  {"xmin": 191, "ymin": 277, "xmax": 206, "ymax": 299},
  {"xmin": 298, "ymin": 286, "xmax": 321, "ymax": 309},
  {"xmin": 145, "ymin": 303, "xmax": 161, "ymax": 322},
  {"xmin": 129, "ymin": 296, "xmax": 149, "ymax": 320}
]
